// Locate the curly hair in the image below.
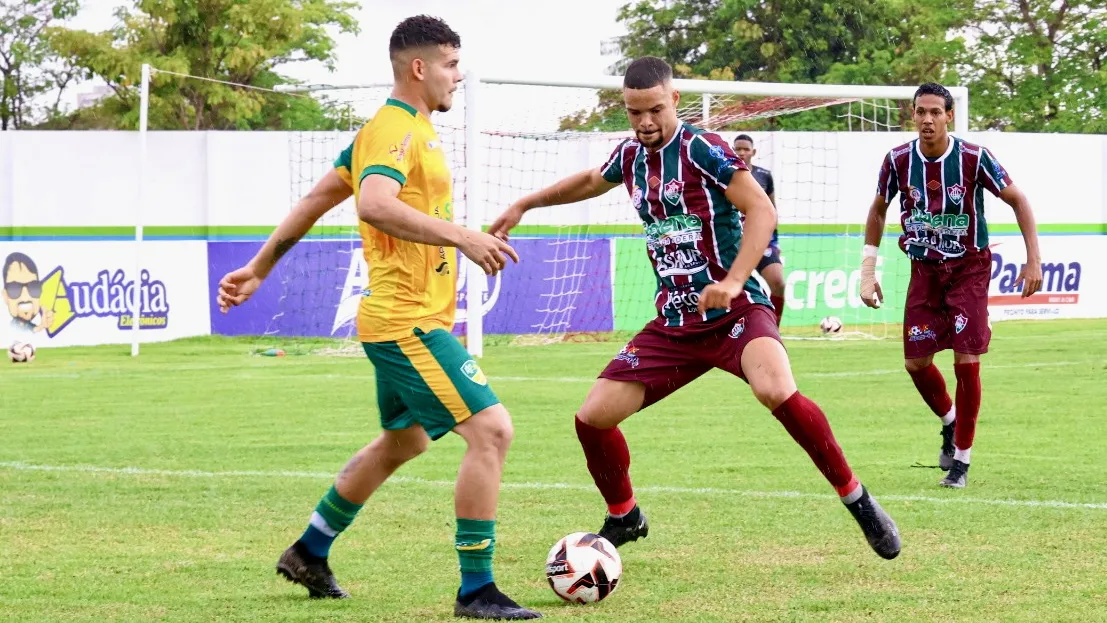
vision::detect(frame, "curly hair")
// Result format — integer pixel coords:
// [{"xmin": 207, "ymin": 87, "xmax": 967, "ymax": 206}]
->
[{"xmin": 389, "ymin": 15, "xmax": 461, "ymax": 57}]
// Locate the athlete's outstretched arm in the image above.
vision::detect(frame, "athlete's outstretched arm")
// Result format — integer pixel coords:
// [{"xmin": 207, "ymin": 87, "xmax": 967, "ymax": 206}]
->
[
  {"xmin": 489, "ymin": 168, "xmax": 619, "ymax": 240},
  {"xmin": 253, "ymin": 169, "xmax": 352, "ymax": 278},
  {"xmin": 998, "ymin": 183, "xmax": 1043, "ymax": 297},
  {"xmin": 358, "ymin": 174, "xmax": 518, "ymax": 275},
  {"xmin": 217, "ymin": 169, "xmax": 351, "ymax": 313}
]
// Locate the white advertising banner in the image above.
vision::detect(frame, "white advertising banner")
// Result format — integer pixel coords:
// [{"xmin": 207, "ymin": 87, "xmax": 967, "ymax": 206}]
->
[
  {"xmin": 0, "ymin": 242, "xmax": 210, "ymax": 348},
  {"xmin": 987, "ymin": 235, "xmax": 1103, "ymax": 321}
]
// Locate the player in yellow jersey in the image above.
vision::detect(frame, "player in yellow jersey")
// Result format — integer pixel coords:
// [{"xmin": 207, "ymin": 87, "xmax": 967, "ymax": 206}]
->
[{"xmin": 216, "ymin": 15, "xmax": 541, "ymax": 621}]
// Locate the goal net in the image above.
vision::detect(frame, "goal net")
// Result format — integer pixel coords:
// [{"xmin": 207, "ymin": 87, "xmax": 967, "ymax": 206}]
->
[{"xmin": 157, "ymin": 70, "xmax": 966, "ymax": 353}]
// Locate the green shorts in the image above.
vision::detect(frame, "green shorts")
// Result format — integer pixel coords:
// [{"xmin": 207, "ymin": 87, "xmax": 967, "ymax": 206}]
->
[{"xmin": 362, "ymin": 328, "xmax": 500, "ymax": 440}]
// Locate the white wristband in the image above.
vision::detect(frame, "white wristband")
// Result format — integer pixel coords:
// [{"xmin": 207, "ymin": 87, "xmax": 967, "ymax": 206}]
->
[{"xmin": 862, "ymin": 244, "xmax": 879, "ymax": 258}]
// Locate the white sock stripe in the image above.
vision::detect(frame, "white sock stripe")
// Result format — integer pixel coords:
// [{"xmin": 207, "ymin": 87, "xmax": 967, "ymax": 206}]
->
[
  {"xmin": 309, "ymin": 511, "xmax": 339, "ymax": 537},
  {"xmin": 954, "ymin": 448, "xmax": 972, "ymax": 464},
  {"xmin": 839, "ymin": 483, "xmax": 864, "ymax": 504},
  {"xmin": 1, "ymin": 461, "xmax": 1104, "ymax": 511}
]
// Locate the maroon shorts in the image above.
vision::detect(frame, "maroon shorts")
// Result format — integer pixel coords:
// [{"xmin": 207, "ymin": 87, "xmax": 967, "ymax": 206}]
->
[
  {"xmin": 903, "ymin": 249, "xmax": 992, "ymax": 359},
  {"xmin": 599, "ymin": 303, "xmax": 782, "ymax": 410}
]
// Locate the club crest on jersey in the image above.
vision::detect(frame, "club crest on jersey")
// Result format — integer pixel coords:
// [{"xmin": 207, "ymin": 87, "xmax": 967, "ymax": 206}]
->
[
  {"xmin": 729, "ymin": 317, "xmax": 747, "ymax": 339},
  {"xmin": 954, "ymin": 313, "xmax": 968, "ymax": 334},
  {"xmin": 460, "ymin": 359, "xmax": 488, "ymax": 386},
  {"xmin": 631, "ymin": 186, "xmax": 644, "ymax": 209},
  {"xmin": 662, "ymin": 179, "xmax": 685, "ymax": 204},
  {"xmin": 947, "ymin": 184, "xmax": 966, "ymax": 205},
  {"xmin": 909, "ymin": 187, "xmax": 923, "ymax": 203},
  {"xmin": 389, "ymin": 132, "xmax": 412, "ymax": 163}
]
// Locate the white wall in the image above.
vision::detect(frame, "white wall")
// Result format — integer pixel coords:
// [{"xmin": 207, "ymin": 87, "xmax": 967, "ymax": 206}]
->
[{"xmin": 3, "ymin": 129, "xmax": 1103, "ymax": 231}]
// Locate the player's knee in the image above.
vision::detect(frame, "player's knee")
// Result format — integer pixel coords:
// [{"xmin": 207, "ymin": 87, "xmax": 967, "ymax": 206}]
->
[
  {"xmin": 904, "ymin": 357, "xmax": 932, "ymax": 373},
  {"xmin": 752, "ymin": 383, "xmax": 795, "ymax": 411},
  {"xmin": 466, "ymin": 405, "xmax": 514, "ymax": 454}
]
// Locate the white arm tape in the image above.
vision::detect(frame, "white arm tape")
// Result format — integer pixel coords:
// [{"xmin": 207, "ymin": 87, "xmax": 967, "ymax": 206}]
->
[{"xmin": 862, "ymin": 244, "xmax": 879, "ymax": 259}]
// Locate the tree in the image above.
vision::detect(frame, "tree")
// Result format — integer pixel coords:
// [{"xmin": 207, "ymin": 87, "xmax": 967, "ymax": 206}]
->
[
  {"xmin": 564, "ymin": 0, "xmax": 963, "ymax": 131},
  {"xmin": 0, "ymin": 0, "xmax": 81, "ymax": 129},
  {"xmin": 47, "ymin": 0, "xmax": 361, "ymax": 130},
  {"xmin": 958, "ymin": 0, "xmax": 1107, "ymax": 132}
]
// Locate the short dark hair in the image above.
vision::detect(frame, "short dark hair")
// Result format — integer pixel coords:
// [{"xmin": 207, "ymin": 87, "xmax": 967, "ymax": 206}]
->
[
  {"xmin": 623, "ymin": 56, "xmax": 672, "ymax": 90},
  {"xmin": 913, "ymin": 82, "xmax": 953, "ymax": 111},
  {"xmin": 733, "ymin": 134, "xmax": 754, "ymax": 145},
  {"xmin": 3, "ymin": 252, "xmax": 37, "ymax": 283},
  {"xmin": 389, "ymin": 15, "xmax": 461, "ymax": 57}
]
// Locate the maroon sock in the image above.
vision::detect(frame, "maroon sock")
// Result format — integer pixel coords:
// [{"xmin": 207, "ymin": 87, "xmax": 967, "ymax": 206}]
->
[
  {"xmin": 575, "ymin": 415, "xmax": 635, "ymax": 514},
  {"xmin": 953, "ymin": 362, "xmax": 982, "ymax": 450},
  {"xmin": 907, "ymin": 364, "xmax": 954, "ymax": 418},
  {"xmin": 770, "ymin": 294, "xmax": 785, "ymax": 327},
  {"xmin": 772, "ymin": 392, "xmax": 858, "ymax": 497}
]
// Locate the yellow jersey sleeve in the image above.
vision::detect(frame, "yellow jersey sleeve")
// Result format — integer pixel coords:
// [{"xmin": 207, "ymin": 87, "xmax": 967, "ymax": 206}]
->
[
  {"xmin": 354, "ymin": 110, "xmax": 418, "ymax": 188},
  {"xmin": 333, "ymin": 140, "xmax": 354, "ymax": 188}
]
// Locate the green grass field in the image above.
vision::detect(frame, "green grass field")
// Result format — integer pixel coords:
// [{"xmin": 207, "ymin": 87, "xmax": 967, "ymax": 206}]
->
[{"xmin": 2, "ymin": 319, "xmax": 1106, "ymax": 622}]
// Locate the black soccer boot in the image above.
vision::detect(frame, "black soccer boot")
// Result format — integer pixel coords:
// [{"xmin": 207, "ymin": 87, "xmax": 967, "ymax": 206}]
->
[
  {"xmin": 275, "ymin": 540, "xmax": 350, "ymax": 598},
  {"xmin": 939, "ymin": 459, "xmax": 970, "ymax": 488},
  {"xmin": 454, "ymin": 582, "xmax": 542, "ymax": 619},
  {"xmin": 597, "ymin": 505, "xmax": 649, "ymax": 548},
  {"xmin": 939, "ymin": 421, "xmax": 956, "ymax": 471},
  {"xmin": 843, "ymin": 486, "xmax": 902, "ymax": 560}
]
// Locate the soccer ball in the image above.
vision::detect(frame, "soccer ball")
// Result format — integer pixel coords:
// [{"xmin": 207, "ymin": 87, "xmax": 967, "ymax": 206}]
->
[
  {"xmin": 819, "ymin": 316, "xmax": 843, "ymax": 335},
  {"xmin": 8, "ymin": 341, "xmax": 35, "ymax": 363},
  {"xmin": 545, "ymin": 532, "xmax": 622, "ymax": 604}
]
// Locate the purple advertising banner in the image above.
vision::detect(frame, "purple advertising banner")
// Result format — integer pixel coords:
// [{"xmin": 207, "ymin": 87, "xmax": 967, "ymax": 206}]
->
[{"xmin": 207, "ymin": 238, "xmax": 613, "ymax": 338}]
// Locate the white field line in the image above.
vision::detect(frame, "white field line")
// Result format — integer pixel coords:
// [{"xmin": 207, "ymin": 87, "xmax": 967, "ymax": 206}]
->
[
  {"xmin": 1, "ymin": 461, "xmax": 1105, "ymax": 511},
  {"xmin": 6, "ymin": 359, "xmax": 1098, "ymax": 383}
]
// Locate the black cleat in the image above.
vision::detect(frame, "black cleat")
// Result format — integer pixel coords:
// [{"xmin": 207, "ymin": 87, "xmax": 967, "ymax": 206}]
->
[
  {"xmin": 597, "ymin": 506, "xmax": 649, "ymax": 549},
  {"xmin": 939, "ymin": 459, "xmax": 969, "ymax": 488},
  {"xmin": 843, "ymin": 487, "xmax": 902, "ymax": 560},
  {"xmin": 275, "ymin": 540, "xmax": 350, "ymax": 599},
  {"xmin": 454, "ymin": 582, "xmax": 542, "ymax": 620},
  {"xmin": 939, "ymin": 422, "xmax": 956, "ymax": 471}
]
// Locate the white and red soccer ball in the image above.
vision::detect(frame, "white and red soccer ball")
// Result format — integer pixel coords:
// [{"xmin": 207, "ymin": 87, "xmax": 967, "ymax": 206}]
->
[
  {"xmin": 8, "ymin": 341, "xmax": 35, "ymax": 363},
  {"xmin": 545, "ymin": 532, "xmax": 622, "ymax": 604},
  {"xmin": 819, "ymin": 316, "xmax": 843, "ymax": 335}
]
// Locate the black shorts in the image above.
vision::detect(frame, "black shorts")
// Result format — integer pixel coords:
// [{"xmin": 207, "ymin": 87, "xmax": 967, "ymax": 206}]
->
[{"xmin": 756, "ymin": 246, "xmax": 782, "ymax": 272}]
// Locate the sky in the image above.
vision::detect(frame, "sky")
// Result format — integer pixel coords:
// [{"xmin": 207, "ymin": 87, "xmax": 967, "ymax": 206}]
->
[{"xmin": 62, "ymin": 0, "xmax": 631, "ymax": 113}]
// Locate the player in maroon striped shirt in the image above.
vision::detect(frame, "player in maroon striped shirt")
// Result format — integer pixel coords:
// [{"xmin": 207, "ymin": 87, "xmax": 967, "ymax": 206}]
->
[
  {"xmin": 860, "ymin": 82, "xmax": 1043, "ymax": 488},
  {"xmin": 491, "ymin": 57, "xmax": 900, "ymax": 561}
]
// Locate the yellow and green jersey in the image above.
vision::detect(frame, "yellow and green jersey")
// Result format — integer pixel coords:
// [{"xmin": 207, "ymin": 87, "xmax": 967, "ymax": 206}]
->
[{"xmin": 335, "ymin": 98, "xmax": 457, "ymax": 343}]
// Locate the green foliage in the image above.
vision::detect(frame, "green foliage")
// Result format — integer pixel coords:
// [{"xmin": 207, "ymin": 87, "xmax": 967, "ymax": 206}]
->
[
  {"xmin": 959, "ymin": 0, "xmax": 1107, "ymax": 132},
  {"xmin": 0, "ymin": 0, "xmax": 81, "ymax": 129},
  {"xmin": 566, "ymin": 0, "xmax": 1106, "ymax": 134},
  {"xmin": 47, "ymin": 0, "xmax": 361, "ymax": 130}
]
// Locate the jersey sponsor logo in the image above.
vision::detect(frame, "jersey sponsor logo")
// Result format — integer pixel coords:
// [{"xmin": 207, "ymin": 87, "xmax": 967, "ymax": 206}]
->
[
  {"xmin": 947, "ymin": 184, "xmax": 966, "ymax": 205},
  {"xmin": 662, "ymin": 288, "xmax": 700, "ymax": 313},
  {"xmin": 907, "ymin": 324, "xmax": 937, "ymax": 342},
  {"xmin": 662, "ymin": 179, "xmax": 685, "ymax": 204},
  {"xmin": 460, "ymin": 359, "xmax": 488, "ymax": 386},
  {"xmin": 954, "ymin": 313, "xmax": 968, "ymax": 334},
  {"xmin": 656, "ymin": 248, "xmax": 708, "ymax": 277},
  {"xmin": 648, "ymin": 175, "xmax": 661, "ymax": 189},
  {"xmin": 631, "ymin": 185, "xmax": 643, "ymax": 210},
  {"xmin": 927, "ymin": 179, "xmax": 941, "ymax": 191},
  {"xmin": 905, "ymin": 208, "xmax": 970, "ymax": 236},
  {"xmin": 909, "ymin": 187, "xmax": 923, "ymax": 203},
  {"xmin": 614, "ymin": 344, "xmax": 640, "ymax": 368},
  {"xmin": 389, "ymin": 132, "xmax": 413, "ymax": 163},
  {"xmin": 728, "ymin": 317, "xmax": 746, "ymax": 339},
  {"xmin": 708, "ymin": 144, "xmax": 726, "ymax": 160},
  {"xmin": 456, "ymin": 538, "xmax": 492, "ymax": 551},
  {"xmin": 892, "ymin": 145, "xmax": 912, "ymax": 158},
  {"xmin": 643, "ymin": 213, "xmax": 703, "ymax": 249}
]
